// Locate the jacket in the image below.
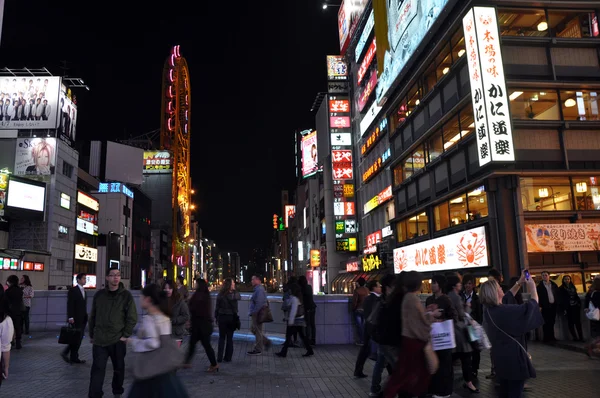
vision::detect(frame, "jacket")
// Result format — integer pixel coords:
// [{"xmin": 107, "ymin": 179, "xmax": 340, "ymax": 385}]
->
[
  {"xmin": 448, "ymin": 290, "xmax": 472, "ymax": 354},
  {"xmin": 249, "ymin": 284, "xmax": 267, "ymax": 316},
  {"xmin": 461, "ymin": 289, "xmax": 483, "ymax": 324},
  {"xmin": 352, "ymin": 286, "xmax": 369, "ymax": 312},
  {"xmin": 88, "ymin": 285, "xmax": 138, "ymax": 347},
  {"xmin": 558, "ymin": 284, "xmax": 581, "ymax": 313},
  {"xmin": 5, "ymin": 285, "xmax": 23, "ymax": 317},
  {"xmin": 362, "ymin": 292, "xmax": 379, "ymax": 321},
  {"xmin": 537, "ymin": 281, "xmax": 560, "ymax": 309},
  {"xmin": 287, "ymin": 296, "xmax": 305, "ymax": 326},
  {"xmin": 188, "ymin": 290, "xmax": 212, "ymax": 322},
  {"xmin": 67, "ymin": 285, "xmax": 88, "ymax": 327},
  {"xmin": 301, "ymin": 284, "xmax": 316, "ymax": 311},
  {"xmin": 215, "ymin": 291, "xmax": 241, "ymax": 318},
  {"xmin": 170, "ymin": 297, "xmax": 190, "ymax": 339}
]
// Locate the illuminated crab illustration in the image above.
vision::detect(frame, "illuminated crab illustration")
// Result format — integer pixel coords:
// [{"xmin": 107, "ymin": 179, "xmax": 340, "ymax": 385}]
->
[
  {"xmin": 456, "ymin": 231, "xmax": 487, "ymax": 267},
  {"xmin": 394, "ymin": 249, "xmax": 408, "ymax": 273}
]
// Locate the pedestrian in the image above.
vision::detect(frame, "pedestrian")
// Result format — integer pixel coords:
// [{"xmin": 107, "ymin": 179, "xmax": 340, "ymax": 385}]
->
[
  {"xmin": 247, "ymin": 274, "xmax": 271, "ymax": 355},
  {"xmin": 354, "ymin": 279, "xmax": 381, "ymax": 378},
  {"xmin": 558, "ymin": 275, "xmax": 583, "ymax": 342},
  {"xmin": 298, "ymin": 276, "xmax": 317, "ymax": 346},
  {"xmin": 0, "ymin": 284, "xmax": 14, "ymax": 391},
  {"xmin": 176, "ymin": 276, "xmax": 189, "ymax": 301},
  {"xmin": 281, "ymin": 277, "xmax": 299, "ymax": 347},
  {"xmin": 61, "ymin": 273, "xmax": 88, "ymax": 364},
  {"xmin": 88, "ymin": 267, "xmax": 138, "ymax": 398},
  {"xmin": 126, "ymin": 284, "xmax": 189, "ymax": 398},
  {"xmin": 184, "ymin": 278, "xmax": 218, "ymax": 372},
  {"xmin": 19, "ymin": 275, "xmax": 33, "ymax": 336},
  {"xmin": 275, "ymin": 283, "xmax": 314, "ymax": 358},
  {"xmin": 162, "ymin": 279, "xmax": 190, "ymax": 347},
  {"xmin": 481, "ymin": 271, "xmax": 543, "ymax": 398},
  {"xmin": 5, "ymin": 275, "xmax": 23, "ymax": 349},
  {"xmin": 352, "ymin": 277, "xmax": 369, "ymax": 346},
  {"xmin": 215, "ymin": 278, "xmax": 241, "ymax": 363},
  {"xmin": 584, "ymin": 278, "xmax": 600, "ymax": 357},
  {"xmin": 536, "ymin": 271, "xmax": 559, "ymax": 342},
  {"xmin": 461, "ymin": 273, "xmax": 482, "ymax": 379}
]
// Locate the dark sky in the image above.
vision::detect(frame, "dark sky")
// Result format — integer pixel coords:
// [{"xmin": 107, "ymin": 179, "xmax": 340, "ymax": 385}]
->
[{"xmin": 2, "ymin": 0, "xmax": 340, "ymax": 261}]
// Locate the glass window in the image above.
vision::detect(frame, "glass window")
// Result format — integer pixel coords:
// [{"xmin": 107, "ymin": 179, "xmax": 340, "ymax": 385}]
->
[
  {"xmin": 407, "ymin": 215, "xmax": 418, "ymax": 239},
  {"xmin": 520, "ymin": 177, "xmax": 573, "ymax": 211},
  {"xmin": 391, "ymin": 98, "xmax": 409, "ymax": 131},
  {"xmin": 560, "ymin": 90, "xmax": 600, "ymax": 121},
  {"xmin": 467, "ymin": 185, "xmax": 489, "ymax": 219},
  {"xmin": 427, "ymin": 130, "xmax": 443, "ymax": 163},
  {"xmin": 442, "ymin": 116, "xmax": 461, "ymax": 151},
  {"xmin": 417, "ymin": 212, "xmax": 429, "ymax": 236},
  {"xmin": 424, "ymin": 62, "xmax": 437, "ymax": 95},
  {"xmin": 572, "ymin": 176, "xmax": 600, "ymax": 210},
  {"xmin": 498, "ymin": 8, "xmax": 549, "ymax": 37},
  {"xmin": 411, "ymin": 146, "xmax": 426, "ymax": 174},
  {"xmin": 434, "ymin": 201, "xmax": 450, "ymax": 231},
  {"xmin": 509, "ymin": 89, "xmax": 560, "ymax": 120},
  {"xmin": 403, "ymin": 157, "xmax": 413, "ymax": 181},
  {"xmin": 451, "ymin": 29, "xmax": 466, "ymax": 63},
  {"xmin": 407, "ymin": 85, "xmax": 421, "ymax": 116},
  {"xmin": 435, "ymin": 43, "xmax": 453, "ymax": 79},
  {"xmin": 396, "ymin": 220, "xmax": 408, "ymax": 242},
  {"xmin": 449, "ymin": 193, "xmax": 468, "ymax": 225},
  {"xmin": 459, "ymin": 106, "xmax": 475, "ymax": 139},
  {"xmin": 393, "ymin": 164, "xmax": 404, "ymax": 186},
  {"xmin": 549, "ymin": 10, "xmax": 598, "ymax": 38}
]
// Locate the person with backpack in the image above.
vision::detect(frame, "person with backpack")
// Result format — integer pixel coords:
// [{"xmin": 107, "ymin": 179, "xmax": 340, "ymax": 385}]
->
[{"xmin": 354, "ymin": 279, "xmax": 382, "ymax": 378}]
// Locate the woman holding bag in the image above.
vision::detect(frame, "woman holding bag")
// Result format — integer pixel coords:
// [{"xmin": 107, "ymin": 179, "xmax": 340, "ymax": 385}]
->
[
  {"xmin": 127, "ymin": 284, "xmax": 188, "ymax": 398},
  {"xmin": 215, "ymin": 278, "xmax": 241, "ymax": 363},
  {"xmin": 584, "ymin": 278, "xmax": 600, "ymax": 357}
]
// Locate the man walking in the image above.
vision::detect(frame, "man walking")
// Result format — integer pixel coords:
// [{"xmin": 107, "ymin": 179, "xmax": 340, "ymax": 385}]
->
[
  {"xmin": 88, "ymin": 268, "xmax": 137, "ymax": 398},
  {"xmin": 354, "ymin": 279, "xmax": 381, "ymax": 378},
  {"xmin": 62, "ymin": 273, "xmax": 88, "ymax": 364},
  {"xmin": 247, "ymin": 275, "xmax": 271, "ymax": 355},
  {"xmin": 537, "ymin": 270, "xmax": 559, "ymax": 342}
]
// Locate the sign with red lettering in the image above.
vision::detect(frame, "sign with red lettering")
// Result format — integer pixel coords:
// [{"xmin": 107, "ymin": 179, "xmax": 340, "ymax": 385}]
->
[
  {"xmin": 346, "ymin": 260, "xmax": 360, "ymax": 272},
  {"xmin": 332, "ymin": 150, "xmax": 352, "ymax": 164},
  {"xmin": 357, "ymin": 70, "xmax": 377, "ymax": 112},
  {"xmin": 357, "ymin": 39, "xmax": 376, "ymax": 85},
  {"xmin": 332, "ymin": 164, "xmax": 353, "ymax": 180},
  {"xmin": 366, "ymin": 230, "xmax": 382, "ymax": 247},
  {"xmin": 525, "ymin": 223, "xmax": 600, "ymax": 252}
]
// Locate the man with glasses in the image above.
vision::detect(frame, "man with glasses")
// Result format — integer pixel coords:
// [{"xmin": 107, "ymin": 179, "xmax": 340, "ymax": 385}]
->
[{"xmin": 88, "ymin": 267, "xmax": 137, "ymax": 398}]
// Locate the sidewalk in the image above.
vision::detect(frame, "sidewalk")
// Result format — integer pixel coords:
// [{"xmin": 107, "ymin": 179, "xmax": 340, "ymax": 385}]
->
[{"xmin": 1, "ymin": 332, "xmax": 598, "ymax": 397}]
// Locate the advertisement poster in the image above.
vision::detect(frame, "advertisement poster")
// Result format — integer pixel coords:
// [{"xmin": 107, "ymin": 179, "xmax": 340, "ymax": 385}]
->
[
  {"xmin": 14, "ymin": 137, "xmax": 56, "ymax": 176},
  {"xmin": 376, "ymin": 0, "xmax": 451, "ymax": 104},
  {"xmin": 6, "ymin": 178, "xmax": 45, "ymax": 212},
  {"xmin": 0, "ymin": 173, "xmax": 6, "ymax": 216},
  {"xmin": 301, "ymin": 131, "xmax": 318, "ymax": 178},
  {"xmin": 310, "ymin": 249, "xmax": 321, "ymax": 267},
  {"xmin": 393, "ymin": 226, "xmax": 488, "ymax": 273},
  {"xmin": 58, "ymin": 85, "xmax": 77, "ymax": 146},
  {"xmin": 143, "ymin": 150, "xmax": 172, "ymax": 173},
  {"xmin": 525, "ymin": 223, "xmax": 600, "ymax": 252},
  {"xmin": 0, "ymin": 76, "xmax": 61, "ymax": 129},
  {"xmin": 326, "ymin": 55, "xmax": 348, "ymax": 81}
]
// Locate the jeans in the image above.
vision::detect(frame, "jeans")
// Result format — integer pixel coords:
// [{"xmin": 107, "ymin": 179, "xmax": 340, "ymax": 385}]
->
[
  {"xmin": 353, "ymin": 311, "xmax": 364, "ymax": 344},
  {"xmin": 22, "ymin": 307, "xmax": 30, "ymax": 334},
  {"xmin": 498, "ymin": 379, "xmax": 525, "ymax": 398},
  {"xmin": 63, "ymin": 321, "xmax": 86, "ymax": 361},
  {"xmin": 305, "ymin": 309, "xmax": 316, "ymax": 344},
  {"xmin": 279, "ymin": 325, "xmax": 313, "ymax": 357},
  {"xmin": 185, "ymin": 320, "xmax": 217, "ymax": 366},
  {"xmin": 250, "ymin": 313, "xmax": 270, "ymax": 352},
  {"xmin": 217, "ymin": 315, "xmax": 235, "ymax": 362},
  {"xmin": 456, "ymin": 351, "xmax": 473, "ymax": 383},
  {"xmin": 88, "ymin": 341, "xmax": 126, "ymax": 398},
  {"xmin": 370, "ymin": 344, "xmax": 397, "ymax": 393},
  {"xmin": 566, "ymin": 306, "xmax": 583, "ymax": 340},
  {"xmin": 354, "ymin": 328, "xmax": 372, "ymax": 374}
]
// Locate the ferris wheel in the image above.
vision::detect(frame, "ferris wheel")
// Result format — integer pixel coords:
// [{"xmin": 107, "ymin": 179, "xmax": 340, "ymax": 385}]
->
[{"xmin": 160, "ymin": 45, "xmax": 191, "ymax": 259}]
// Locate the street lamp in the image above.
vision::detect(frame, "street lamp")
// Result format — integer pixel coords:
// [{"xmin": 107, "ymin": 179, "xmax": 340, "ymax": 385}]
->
[{"xmin": 322, "ymin": 2, "xmax": 341, "ymax": 10}]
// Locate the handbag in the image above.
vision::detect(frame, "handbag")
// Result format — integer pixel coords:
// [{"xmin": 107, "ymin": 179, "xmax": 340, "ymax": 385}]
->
[
  {"xmin": 430, "ymin": 319, "xmax": 456, "ymax": 351},
  {"xmin": 586, "ymin": 292, "xmax": 600, "ymax": 321},
  {"xmin": 257, "ymin": 302, "xmax": 274, "ymax": 323},
  {"xmin": 132, "ymin": 317, "xmax": 185, "ymax": 380},
  {"xmin": 58, "ymin": 324, "xmax": 81, "ymax": 345},
  {"xmin": 486, "ymin": 309, "xmax": 531, "ymax": 361},
  {"xmin": 423, "ymin": 341, "xmax": 439, "ymax": 375},
  {"xmin": 224, "ymin": 295, "xmax": 241, "ymax": 330}
]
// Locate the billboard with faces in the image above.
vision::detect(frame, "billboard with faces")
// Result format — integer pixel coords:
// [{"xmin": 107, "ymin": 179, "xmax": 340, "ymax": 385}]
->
[
  {"xmin": 58, "ymin": 84, "xmax": 77, "ymax": 146},
  {"xmin": 14, "ymin": 137, "xmax": 57, "ymax": 176},
  {"xmin": 0, "ymin": 76, "xmax": 61, "ymax": 129}
]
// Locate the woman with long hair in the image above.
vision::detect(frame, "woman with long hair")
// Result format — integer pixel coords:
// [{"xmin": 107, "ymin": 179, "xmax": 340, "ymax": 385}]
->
[
  {"xmin": 584, "ymin": 278, "xmax": 600, "ymax": 356},
  {"xmin": 162, "ymin": 279, "xmax": 190, "ymax": 347},
  {"xmin": 275, "ymin": 283, "xmax": 314, "ymax": 358},
  {"xmin": 558, "ymin": 275, "xmax": 583, "ymax": 341},
  {"xmin": 0, "ymin": 284, "xmax": 14, "ymax": 391},
  {"xmin": 215, "ymin": 278, "xmax": 241, "ymax": 363},
  {"xmin": 19, "ymin": 275, "xmax": 33, "ymax": 336},
  {"xmin": 126, "ymin": 284, "xmax": 188, "ymax": 398},
  {"xmin": 184, "ymin": 278, "xmax": 218, "ymax": 372}
]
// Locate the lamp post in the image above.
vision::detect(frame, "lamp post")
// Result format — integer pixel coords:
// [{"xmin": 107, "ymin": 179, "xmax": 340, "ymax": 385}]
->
[{"xmin": 322, "ymin": 2, "xmax": 341, "ymax": 10}]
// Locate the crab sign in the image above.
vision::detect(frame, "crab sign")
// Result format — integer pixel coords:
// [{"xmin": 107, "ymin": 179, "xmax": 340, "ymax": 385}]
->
[{"xmin": 456, "ymin": 231, "xmax": 486, "ymax": 267}]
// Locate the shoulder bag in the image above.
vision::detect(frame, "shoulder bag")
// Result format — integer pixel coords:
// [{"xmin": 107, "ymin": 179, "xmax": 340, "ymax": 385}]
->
[
  {"xmin": 226, "ymin": 295, "xmax": 241, "ymax": 330},
  {"xmin": 258, "ymin": 301, "xmax": 274, "ymax": 323},
  {"xmin": 486, "ymin": 308, "xmax": 531, "ymax": 361},
  {"xmin": 586, "ymin": 292, "xmax": 600, "ymax": 321}
]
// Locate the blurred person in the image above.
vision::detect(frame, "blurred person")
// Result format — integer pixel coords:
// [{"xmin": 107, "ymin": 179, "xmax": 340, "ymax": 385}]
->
[
  {"xmin": 352, "ymin": 277, "xmax": 369, "ymax": 346},
  {"xmin": 281, "ymin": 277, "xmax": 299, "ymax": 347},
  {"xmin": 584, "ymin": 278, "xmax": 600, "ymax": 357},
  {"xmin": 19, "ymin": 275, "xmax": 34, "ymax": 336},
  {"xmin": 4, "ymin": 275, "xmax": 23, "ymax": 349},
  {"xmin": 176, "ymin": 276, "xmax": 189, "ymax": 301},
  {"xmin": 247, "ymin": 275, "xmax": 271, "ymax": 355},
  {"xmin": 481, "ymin": 271, "xmax": 543, "ymax": 398},
  {"xmin": 488, "ymin": 269, "xmax": 508, "ymax": 292},
  {"xmin": 62, "ymin": 273, "xmax": 88, "ymax": 364},
  {"xmin": 88, "ymin": 268, "xmax": 138, "ymax": 398},
  {"xmin": 536, "ymin": 271, "xmax": 559, "ymax": 342},
  {"xmin": 298, "ymin": 276, "xmax": 317, "ymax": 346},
  {"xmin": 354, "ymin": 279, "xmax": 382, "ymax": 378},
  {"xmin": 275, "ymin": 283, "xmax": 314, "ymax": 358},
  {"xmin": 126, "ymin": 284, "xmax": 189, "ymax": 398},
  {"xmin": 461, "ymin": 274, "xmax": 482, "ymax": 378},
  {"xmin": 214, "ymin": 278, "xmax": 241, "ymax": 362},
  {"xmin": 162, "ymin": 279, "xmax": 189, "ymax": 347},
  {"xmin": 184, "ymin": 278, "xmax": 218, "ymax": 372},
  {"xmin": 558, "ymin": 275, "xmax": 583, "ymax": 342},
  {"xmin": 0, "ymin": 284, "xmax": 14, "ymax": 391}
]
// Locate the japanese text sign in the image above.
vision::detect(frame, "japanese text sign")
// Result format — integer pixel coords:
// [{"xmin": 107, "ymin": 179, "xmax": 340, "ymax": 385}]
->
[
  {"xmin": 329, "ymin": 99, "xmax": 350, "ymax": 113},
  {"xmin": 357, "ymin": 39, "xmax": 376, "ymax": 85},
  {"xmin": 357, "ymin": 70, "xmax": 378, "ymax": 113},
  {"xmin": 525, "ymin": 223, "xmax": 600, "ymax": 252},
  {"xmin": 330, "ymin": 116, "xmax": 351, "ymax": 128},
  {"xmin": 327, "ymin": 55, "xmax": 348, "ymax": 81}
]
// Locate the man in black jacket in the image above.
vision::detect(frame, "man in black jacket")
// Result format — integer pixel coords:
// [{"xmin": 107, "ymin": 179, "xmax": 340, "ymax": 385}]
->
[
  {"xmin": 298, "ymin": 276, "xmax": 317, "ymax": 346},
  {"xmin": 61, "ymin": 273, "xmax": 88, "ymax": 364},
  {"xmin": 354, "ymin": 279, "xmax": 381, "ymax": 378},
  {"xmin": 537, "ymin": 270, "xmax": 560, "ymax": 342},
  {"xmin": 5, "ymin": 275, "xmax": 23, "ymax": 349}
]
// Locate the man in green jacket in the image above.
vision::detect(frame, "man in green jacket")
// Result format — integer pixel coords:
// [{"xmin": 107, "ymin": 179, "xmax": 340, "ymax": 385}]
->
[{"xmin": 88, "ymin": 267, "xmax": 137, "ymax": 398}]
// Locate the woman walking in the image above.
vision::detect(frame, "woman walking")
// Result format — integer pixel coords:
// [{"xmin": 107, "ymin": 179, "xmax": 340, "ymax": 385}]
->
[
  {"xmin": 558, "ymin": 275, "xmax": 583, "ymax": 342},
  {"xmin": 184, "ymin": 278, "xmax": 218, "ymax": 372},
  {"xmin": 4, "ymin": 276, "xmax": 22, "ymax": 349},
  {"xmin": 215, "ymin": 278, "xmax": 240, "ymax": 362},
  {"xmin": 0, "ymin": 284, "xmax": 14, "ymax": 391},
  {"xmin": 20, "ymin": 275, "xmax": 33, "ymax": 336},
  {"xmin": 275, "ymin": 283, "xmax": 314, "ymax": 358},
  {"xmin": 584, "ymin": 278, "xmax": 600, "ymax": 357},
  {"xmin": 127, "ymin": 284, "xmax": 189, "ymax": 398},
  {"xmin": 162, "ymin": 279, "xmax": 190, "ymax": 347}
]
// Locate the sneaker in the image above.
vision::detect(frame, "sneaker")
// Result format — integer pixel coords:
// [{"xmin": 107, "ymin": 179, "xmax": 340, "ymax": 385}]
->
[{"xmin": 247, "ymin": 350, "xmax": 262, "ymax": 355}]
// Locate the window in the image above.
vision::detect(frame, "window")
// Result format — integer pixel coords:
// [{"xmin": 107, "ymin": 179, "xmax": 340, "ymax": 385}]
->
[
  {"xmin": 411, "ymin": 146, "xmax": 426, "ymax": 174},
  {"xmin": 397, "ymin": 212, "xmax": 429, "ymax": 242},
  {"xmin": 467, "ymin": 185, "xmax": 489, "ymax": 219},
  {"xmin": 57, "ymin": 259, "xmax": 65, "ymax": 271},
  {"xmin": 391, "ymin": 98, "xmax": 409, "ymax": 131},
  {"xmin": 427, "ymin": 130, "xmax": 443, "ymax": 162},
  {"xmin": 449, "ymin": 193, "xmax": 468, "ymax": 226},
  {"xmin": 60, "ymin": 193, "xmax": 70, "ymax": 209},
  {"xmin": 459, "ymin": 106, "xmax": 475, "ymax": 139},
  {"xmin": 451, "ymin": 29, "xmax": 466, "ymax": 63},
  {"xmin": 520, "ymin": 177, "xmax": 573, "ymax": 211},
  {"xmin": 509, "ymin": 89, "xmax": 560, "ymax": 120},
  {"xmin": 407, "ymin": 85, "xmax": 421, "ymax": 115},
  {"xmin": 498, "ymin": 8, "xmax": 549, "ymax": 37},
  {"xmin": 416, "ymin": 212, "xmax": 429, "ymax": 237},
  {"xmin": 434, "ymin": 201, "xmax": 450, "ymax": 231},
  {"xmin": 396, "ymin": 220, "xmax": 408, "ymax": 242},
  {"xmin": 424, "ymin": 62, "xmax": 437, "ymax": 95},
  {"xmin": 435, "ymin": 43, "xmax": 453, "ymax": 79},
  {"xmin": 560, "ymin": 90, "xmax": 599, "ymax": 120},
  {"xmin": 571, "ymin": 176, "xmax": 600, "ymax": 210},
  {"xmin": 403, "ymin": 157, "xmax": 413, "ymax": 181},
  {"xmin": 393, "ymin": 164, "xmax": 404, "ymax": 186},
  {"xmin": 549, "ymin": 10, "xmax": 598, "ymax": 38},
  {"xmin": 62, "ymin": 161, "xmax": 74, "ymax": 178},
  {"xmin": 442, "ymin": 116, "xmax": 461, "ymax": 151}
]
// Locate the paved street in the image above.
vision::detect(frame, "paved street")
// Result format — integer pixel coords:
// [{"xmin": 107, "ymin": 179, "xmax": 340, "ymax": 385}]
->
[{"xmin": 2, "ymin": 332, "xmax": 599, "ymax": 397}]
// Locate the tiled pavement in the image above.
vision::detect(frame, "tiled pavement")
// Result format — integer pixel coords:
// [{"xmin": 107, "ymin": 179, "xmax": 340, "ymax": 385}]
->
[{"xmin": 2, "ymin": 332, "xmax": 599, "ymax": 397}]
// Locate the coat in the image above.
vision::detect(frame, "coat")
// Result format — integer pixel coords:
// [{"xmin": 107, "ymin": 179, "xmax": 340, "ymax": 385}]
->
[
  {"xmin": 67, "ymin": 285, "xmax": 88, "ymax": 327},
  {"xmin": 537, "ymin": 281, "xmax": 559, "ymax": 309},
  {"xmin": 170, "ymin": 298, "xmax": 190, "ymax": 340},
  {"xmin": 448, "ymin": 290, "xmax": 472, "ymax": 354},
  {"xmin": 88, "ymin": 285, "xmax": 138, "ymax": 347}
]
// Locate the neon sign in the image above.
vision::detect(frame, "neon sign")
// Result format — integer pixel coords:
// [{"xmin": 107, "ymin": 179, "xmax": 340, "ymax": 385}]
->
[{"xmin": 98, "ymin": 182, "xmax": 134, "ymax": 199}]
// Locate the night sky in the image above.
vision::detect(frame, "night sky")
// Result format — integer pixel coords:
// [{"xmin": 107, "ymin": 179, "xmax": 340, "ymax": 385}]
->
[{"xmin": 1, "ymin": 0, "xmax": 340, "ymax": 261}]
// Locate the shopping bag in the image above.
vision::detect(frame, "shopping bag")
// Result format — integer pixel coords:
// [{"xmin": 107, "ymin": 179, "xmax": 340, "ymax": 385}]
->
[
  {"xmin": 587, "ymin": 298, "xmax": 600, "ymax": 321},
  {"xmin": 430, "ymin": 319, "xmax": 456, "ymax": 351},
  {"xmin": 58, "ymin": 325, "xmax": 81, "ymax": 345}
]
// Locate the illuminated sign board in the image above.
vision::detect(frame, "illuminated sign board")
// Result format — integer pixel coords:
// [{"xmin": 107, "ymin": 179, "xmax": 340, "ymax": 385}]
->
[
  {"xmin": 331, "ymin": 133, "xmax": 352, "ymax": 146},
  {"xmin": 332, "ymin": 149, "xmax": 353, "ymax": 180},
  {"xmin": 336, "ymin": 237, "xmax": 357, "ymax": 252},
  {"xmin": 382, "ymin": 225, "xmax": 393, "ymax": 238},
  {"xmin": 60, "ymin": 193, "xmax": 70, "ymax": 209},
  {"xmin": 334, "ymin": 201, "xmax": 356, "ymax": 216},
  {"xmin": 334, "ymin": 183, "xmax": 355, "ymax": 199},
  {"xmin": 463, "ymin": 7, "xmax": 514, "ymax": 166},
  {"xmin": 310, "ymin": 249, "xmax": 321, "ymax": 267},
  {"xmin": 34, "ymin": 262, "xmax": 44, "ymax": 271},
  {"xmin": 362, "ymin": 254, "xmax": 382, "ymax": 272},
  {"xmin": 360, "ymin": 100, "xmax": 383, "ymax": 136},
  {"xmin": 366, "ymin": 230, "xmax": 382, "ymax": 247},
  {"xmin": 284, "ymin": 205, "xmax": 296, "ymax": 228},
  {"xmin": 525, "ymin": 223, "xmax": 600, "ymax": 252},
  {"xmin": 23, "ymin": 262, "xmax": 34, "ymax": 271},
  {"xmin": 362, "ymin": 148, "xmax": 391, "ymax": 183},
  {"xmin": 355, "ymin": 10, "xmax": 375, "ymax": 62},
  {"xmin": 77, "ymin": 218, "xmax": 97, "ymax": 236},
  {"xmin": 357, "ymin": 39, "xmax": 376, "ymax": 85},
  {"xmin": 329, "ymin": 99, "xmax": 350, "ymax": 113},
  {"xmin": 335, "ymin": 219, "xmax": 357, "ymax": 234},
  {"xmin": 337, "ymin": 1, "xmax": 351, "ymax": 54},
  {"xmin": 98, "ymin": 182, "xmax": 134, "ymax": 199},
  {"xmin": 77, "ymin": 191, "xmax": 99, "ymax": 211},
  {"xmin": 393, "ymin": 226, "xmax": 489, "ymax": 273},
  {"xmin": 330, "ymin": 116, "xmax": 351, "ymax": 128},
  {"xmin": 73, "ymin": 274, "xmax": 97, "ymax": 289},
  {"xmin": 362, "ymin": 119, "xmax": 388, "ymax": 156},
  {"xmin": 364, "ymin": 185, "xmax": 393, "ymax": 215},
  {"xmin": 143, "ymin": 151, "xmax": 172, "ymax": 172},
  {"xmin": 326, "ymin": 55, "xmax": 348, "ymax": 81},
  {"xmin": 0, "ymin": 76, "xmax": 61, "ymax": 130},
  {"xmin": 301, "ymin": 131, "xmax": 319, "ymax": 178},
  {"xmin": 1, "ymin": 258, "xmax": 18, "ymax": 270},
  {"xmin": 346, "ymin": 260, "xmax": 360, "ymax": 272},
  {"xmin": 58, "ymin": 225, "xmax": 69, "ymax": 235},
  {"xmin": 357, "ymin": 70, "xmax": 378, "ymax": 113},
  {"xmin": 75, "ymin": 244, "xmax": 98, "ymax": 263}
]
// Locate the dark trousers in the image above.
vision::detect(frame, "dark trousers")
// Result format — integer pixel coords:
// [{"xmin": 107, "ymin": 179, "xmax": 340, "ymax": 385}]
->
[
  {"xmin": 472, "ymin": 349, "xmax": 481, "ymax": 371},
  {"xmin": 217, "ymin": 316, "xmax": 235, "ymax": 362},
  {"xmin": 566, "ymin": 306, "xmax": 583, "ymax": 340},
  {"xmin": 456, "ymin": 351, "xmax": 473, "ymax": 383},
  {"xmin": 541, "ymin": 304, "xmax": 557, "ymax": 341},
  {"xmin": 11, "ymin": 315, "xmax": 22, "ymax": 344},
  {"xmin": 63, "ymin": 322, "xmax": 86, "ymax": 361},
  {"xmin": 88, "ymin": 341, "xmax": 126, "ymax": 398},
  {"xmin": 279, "ymin": 325, "xmax": 313, "ymax": 357},
  {"xmin": 429, "ymin": 348, "xmax": 453, "ymax": 396},
  {"xmin": 305, "ymin": 309, "xmax": 316, "ymax": 344},
  {"xmin": 354, "ymin": 328, "xmax": 372, "ymax": 374},
  {"xmin": 498, "ymin": 379, "xmax": 525, "ymax": 398},
  {"xmin": 185, "ymin": 321, "xmax": 217, "ymax": 367},
  {"xmin": 22, "ymin": 307, "xmax": 30, "ymax": 334}
]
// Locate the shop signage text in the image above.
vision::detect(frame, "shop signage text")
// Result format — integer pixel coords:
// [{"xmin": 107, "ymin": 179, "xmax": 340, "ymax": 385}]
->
[
  {"xmin": 525, "ymin": 223, "xmax": 600, "ymax": 252},
  {"xmin": 77, "ymin": 191, "xmax": 99, "ymax": 211},
  {"xmin": 362, "ymin": 254, "xmax": 382, "ymax": 272}
]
